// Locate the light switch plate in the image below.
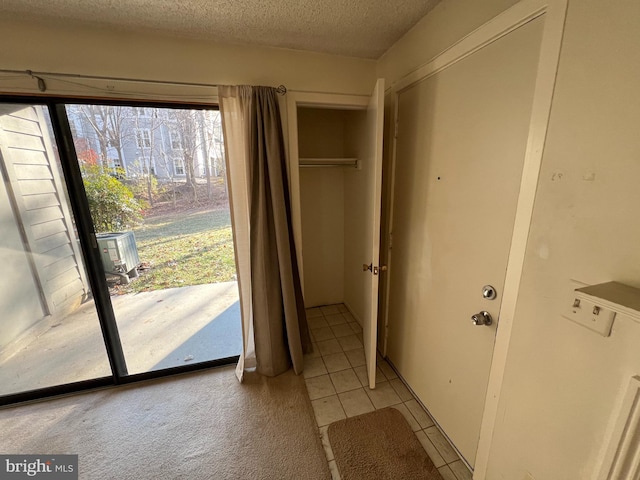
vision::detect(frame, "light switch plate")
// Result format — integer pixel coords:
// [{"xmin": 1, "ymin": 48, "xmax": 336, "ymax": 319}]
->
[{"xmin": 563, "ymin": 280, "xmax": 616, "ymax": 336}]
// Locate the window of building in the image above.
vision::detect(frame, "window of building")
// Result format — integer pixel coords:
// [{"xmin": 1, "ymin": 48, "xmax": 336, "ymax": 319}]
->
[
  {"xmin": 169, "ymin": 131, "xmax": 182, "ymax": 150},
  {"xmin": 135, "ymin": 129, "xmax": 151, "ymax": 148},
  {"xmin": 174, "ymin": 157, "xmax": 185, "ymax": 175}
]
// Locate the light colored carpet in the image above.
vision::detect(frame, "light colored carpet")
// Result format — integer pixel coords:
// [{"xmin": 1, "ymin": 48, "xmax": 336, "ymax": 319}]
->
[
  {"xmin": 328, "ymin": 407, "xmax": 443, "ymax": 480},
  {"xmin": 0, "ymin": 366, "xmax": 330, "ymax": 479}
]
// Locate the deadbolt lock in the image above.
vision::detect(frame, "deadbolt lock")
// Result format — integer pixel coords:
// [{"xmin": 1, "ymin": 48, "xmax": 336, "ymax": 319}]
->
[{"xmin": 482, "ymin": 285, "xmax": 497, "ymax": 300}]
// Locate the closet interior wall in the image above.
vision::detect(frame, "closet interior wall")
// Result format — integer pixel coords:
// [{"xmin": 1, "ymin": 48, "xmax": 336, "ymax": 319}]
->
[{"xmin": 298, "ymin": 106, "xmax": 367, "ymax": 323}]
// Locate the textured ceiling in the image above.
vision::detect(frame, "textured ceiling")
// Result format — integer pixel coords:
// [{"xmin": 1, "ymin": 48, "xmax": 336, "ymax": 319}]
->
[{"xmin": 0, "ymin": 0, "xmax": 441, "ymax": 59}]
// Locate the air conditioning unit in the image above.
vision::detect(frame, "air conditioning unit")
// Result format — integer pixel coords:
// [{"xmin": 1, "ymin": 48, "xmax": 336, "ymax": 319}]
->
[{"xmin": 96, "ymin": 231, "xmax": 140, "ymax": 284}]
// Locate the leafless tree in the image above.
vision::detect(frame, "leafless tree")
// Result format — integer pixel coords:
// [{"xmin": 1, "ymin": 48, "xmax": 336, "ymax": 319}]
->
[
  {"xmin": 156, "ymin": 147, "xmax": 179, "ymax": 208},
  {"xmin": 73, "ymin": 105, "xmax": 134, "ymax": 173},
  {"xmin": 107, "ymin": 107, "xmax": 135, "ymax": 174},
  {"xmin": 173, "ymin": 109, "xmax": 200, "ymax": 201},
  {"xmin": 76, "ymin": 105, "xmax": 110, "ymax": 169},
  {"xmin": 132, "ymin": 107, "xmax": 166, "ymax": 207},
  {"xmin": 196, "ymin": 110, "xmax": 226, "ymax": 199}
]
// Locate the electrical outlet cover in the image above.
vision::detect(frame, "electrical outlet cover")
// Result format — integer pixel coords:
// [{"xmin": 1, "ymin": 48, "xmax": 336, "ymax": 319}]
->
[{"xmin": 563, "ymin": 280, "xmax": 615, "ymax": 336}]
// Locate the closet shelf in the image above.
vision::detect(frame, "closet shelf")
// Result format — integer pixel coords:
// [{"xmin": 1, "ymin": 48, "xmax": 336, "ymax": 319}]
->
[{"xmin": 299, "ymin": 157, "xmax": 358, "ymax": 168}]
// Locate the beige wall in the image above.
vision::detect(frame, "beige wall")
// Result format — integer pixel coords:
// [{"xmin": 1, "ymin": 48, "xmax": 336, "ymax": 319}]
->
[
  {"xmin": 377, "ymin": 0, "xmax": 519, "ymax": 86},
  {"xmin": 298, "ymin": 108, "xmax": 350, "ymax": 308},
  {"xmin": 486, "ymin": 1, "xmax": 640, "ymax": 478},
  {"xmin": 0, "ymin": 16, "xmax": 375, "ymax": 98},
  {"xmin": 380, "ymin": 0, "xmax": 640, "ymax": 478},
  {"xmin": 299, "ymin": 168, "xmax": 345, "ymax": 307},
  {"xmin": 297, "ymin": 107, "xmax": 369, "ymax": 316}
]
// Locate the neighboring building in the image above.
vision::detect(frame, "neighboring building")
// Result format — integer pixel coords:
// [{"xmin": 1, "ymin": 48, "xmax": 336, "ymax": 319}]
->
[{"xmin": 65, "ymin": 105, "xmax": 225, "ymax": 181}]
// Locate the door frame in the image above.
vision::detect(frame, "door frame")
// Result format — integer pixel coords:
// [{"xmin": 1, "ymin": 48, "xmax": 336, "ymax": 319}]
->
[
  {"xmin": 285, "ymin": 92, "xmax": 370, "ymax": 298},
  {"xmin": 286, "ymin": 85, "xmax": 385, "ymax": 390},
  {"xmin": 381, "ymin": 0, "xmax": 568, "ymax": 476}
]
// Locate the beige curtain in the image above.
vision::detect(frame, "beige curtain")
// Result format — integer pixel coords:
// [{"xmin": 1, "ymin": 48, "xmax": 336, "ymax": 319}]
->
[{"xmin": 219, "ymin": 85, "xmax": 311, "ymax": 380}]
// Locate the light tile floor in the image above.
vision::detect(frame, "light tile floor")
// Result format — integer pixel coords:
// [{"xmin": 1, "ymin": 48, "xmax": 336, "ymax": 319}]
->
[{"xmin": 304, "ymin": 304, "xmax": 473, "ymax": 480}]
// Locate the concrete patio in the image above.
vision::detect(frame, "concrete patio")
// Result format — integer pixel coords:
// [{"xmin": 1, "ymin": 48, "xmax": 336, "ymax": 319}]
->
[{"xmin": 0, "ymin": 281, "xmax": 242, "ymax": 397}]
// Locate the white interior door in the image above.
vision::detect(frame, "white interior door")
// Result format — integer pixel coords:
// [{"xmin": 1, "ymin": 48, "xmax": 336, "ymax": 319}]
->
[
  {"xmin": 361, "ymin": 78, "xmax": 385, "ymax": 389},
  {"xmin": 387, "ymin": 18, "xmax": 544, "ymax": 464}
]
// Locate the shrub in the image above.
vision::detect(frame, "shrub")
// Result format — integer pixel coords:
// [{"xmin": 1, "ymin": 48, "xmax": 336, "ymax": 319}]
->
[
  {"xmin": 82, "ymin": 166, "xmax": 145, "ymax": 233},
  {"xmin": 126, "ymin": 174, "xmax": 158, "ymax": 202}
]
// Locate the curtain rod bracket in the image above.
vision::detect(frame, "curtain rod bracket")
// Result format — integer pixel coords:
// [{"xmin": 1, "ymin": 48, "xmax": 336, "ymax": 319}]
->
[
  {"xmin": 276, "ymin": 85, "xmax": 287, "ymax": 95},
  {"xmin": 25, "ymin": 70, "xmax": 47, "ymax": 92}
]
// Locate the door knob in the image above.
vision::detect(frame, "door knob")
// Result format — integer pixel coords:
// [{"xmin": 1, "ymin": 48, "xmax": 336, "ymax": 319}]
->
[{"xmin": 471, "ymin": 311, "xmax": 492, "ymax": 326}]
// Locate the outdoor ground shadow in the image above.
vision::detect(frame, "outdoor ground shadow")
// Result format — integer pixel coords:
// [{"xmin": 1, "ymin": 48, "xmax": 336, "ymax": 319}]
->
[{"xmin": 151, "ymin": 301, "xmax": 242, "ymax": 371}]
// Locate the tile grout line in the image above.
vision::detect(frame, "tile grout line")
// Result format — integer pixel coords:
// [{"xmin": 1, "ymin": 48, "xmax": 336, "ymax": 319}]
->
[
  {"xmin": 306, "ymin": 304, "xmax": 471, "ymax": 480},
  {"xmin": 383, "ymin": 356, "xmax": 472, "ymax": 472}
]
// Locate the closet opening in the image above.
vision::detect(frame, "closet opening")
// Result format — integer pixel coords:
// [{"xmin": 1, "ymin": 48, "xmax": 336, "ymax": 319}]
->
[
  {"xmin": 298, "ymin": 106, "xmax": 368, "ymax": 313},
  {"xmin": 287, "ymin": 79, "xmax": 385, "ymax": 389}
]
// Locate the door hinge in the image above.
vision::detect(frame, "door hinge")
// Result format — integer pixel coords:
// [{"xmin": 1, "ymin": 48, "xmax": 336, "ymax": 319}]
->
[{"xmin": 394, "ymin": 121, "xmax": 399, "ymax": 139}]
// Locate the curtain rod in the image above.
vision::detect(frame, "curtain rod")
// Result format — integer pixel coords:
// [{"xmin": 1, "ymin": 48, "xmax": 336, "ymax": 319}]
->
[{"xmin": 0, "ymin": 69, "xmax": 287, "ymax": 95}]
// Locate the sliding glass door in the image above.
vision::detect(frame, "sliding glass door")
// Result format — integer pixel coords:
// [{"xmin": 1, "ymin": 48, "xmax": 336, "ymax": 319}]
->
[
  {"xmin": 64, "ymin": 104, "xmax": 241, "ymax": 375},
  {"xmin": 0, "ymin": 99, "xmax": 241, "ymax": 403},
  {"xmin": 0, "ymin": 103, "xmax": 111, "ymax": 397}
]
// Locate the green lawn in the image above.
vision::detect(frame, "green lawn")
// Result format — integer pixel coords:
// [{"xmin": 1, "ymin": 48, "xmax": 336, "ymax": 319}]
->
[{"xmin": 119, "ymin": 208, "xmax": 236, "ymax": 294}]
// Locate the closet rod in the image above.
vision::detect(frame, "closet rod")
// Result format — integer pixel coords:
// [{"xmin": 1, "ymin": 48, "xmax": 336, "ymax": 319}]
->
[
  {"xmin": 299, "ymin": 158, "xmax": 359, "ymax": 168},
  {"xmin": 299, "ymin": 164, "xmax": 358, "ymax": 169}
]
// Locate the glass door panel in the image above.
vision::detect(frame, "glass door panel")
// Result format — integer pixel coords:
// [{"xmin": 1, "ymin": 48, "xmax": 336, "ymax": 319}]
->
[
  {"xmin": 0, "ymin": 103, "xmax": 111, "ymax": 396},
  {"xmin": 65, "ymin": 104, "xmax": 241, "ymax": 375}
]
